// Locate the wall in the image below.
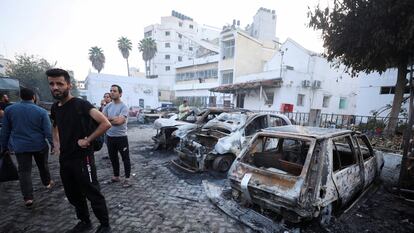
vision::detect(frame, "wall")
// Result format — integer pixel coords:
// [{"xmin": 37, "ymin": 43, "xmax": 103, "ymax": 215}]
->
[{"xmin": 84, "ymin": 73, "xmax": 159, "ymax": 109}]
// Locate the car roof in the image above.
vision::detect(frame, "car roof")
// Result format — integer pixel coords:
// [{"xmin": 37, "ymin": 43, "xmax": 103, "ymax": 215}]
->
[{"xmin": 261, "ymin": 125, "xmax": 352, "ymax": 139}]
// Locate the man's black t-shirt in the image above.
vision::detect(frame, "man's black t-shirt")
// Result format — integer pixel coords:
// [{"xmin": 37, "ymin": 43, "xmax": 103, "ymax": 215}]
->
[
  {"xmin": 0, "ymin": 102, "xmax": 12, "ymax": 111},
  {"xmin": 51, "ymin": 98, "xmax": 94, "ymax": 161}
]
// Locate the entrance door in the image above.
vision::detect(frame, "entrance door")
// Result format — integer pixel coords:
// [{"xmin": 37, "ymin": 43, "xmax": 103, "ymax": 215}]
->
[{"xmin": 236, "ymin": 94, "xmax": 245, "ymax": 108}]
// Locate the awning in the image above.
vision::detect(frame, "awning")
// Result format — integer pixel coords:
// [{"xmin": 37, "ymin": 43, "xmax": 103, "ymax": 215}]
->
[{"xmin": 209, "ymin": 78, "xmax": 282, "ymax": 94}]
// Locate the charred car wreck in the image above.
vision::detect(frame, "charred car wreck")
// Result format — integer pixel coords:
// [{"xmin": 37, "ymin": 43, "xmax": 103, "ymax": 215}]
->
[
  {"xmin": 153, "ymin": 108, "xmax": 246, "ymax": 150},
  {"xmin": 173, "ymin": 112, "xmax": 291, "ymax": 172},
  {"xmin": 228, "ymin": 125, "xmax": 384, "ymax": 225}
]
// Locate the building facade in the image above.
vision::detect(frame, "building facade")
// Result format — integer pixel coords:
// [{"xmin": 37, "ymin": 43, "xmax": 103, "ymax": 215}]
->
[{"xmin": 143, "ymin": 11, "xmax": 220, "ymax": 101}]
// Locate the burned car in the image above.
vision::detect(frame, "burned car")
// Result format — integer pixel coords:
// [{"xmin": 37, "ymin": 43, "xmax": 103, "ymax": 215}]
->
[
  {"xmin": 142, "ymin": 106, "xmax": 178, "ymax": 123},
  {"xmin": 174, "ymin": 112, "xmax": 291, "ymax": 172},
  {"xmin": 228, "ymin": 125, "xmax": 384, "ymax": 225},
  {"xmin": 152, "ymin": 108, "xmax": 241, "ymax": 150}
]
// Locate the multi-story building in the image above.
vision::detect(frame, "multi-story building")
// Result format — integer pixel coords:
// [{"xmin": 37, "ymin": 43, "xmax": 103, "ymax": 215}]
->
[
  {"xmin": 0, "ymin": 55, "xmax": 12, "ymax": 77},
  {"xmin": 245, "ymin": 7, "xmax": 278, "ymax": 43},
  {"xmin": 143, "ymin": 11, "xmax": 220, "ymax": 102}
]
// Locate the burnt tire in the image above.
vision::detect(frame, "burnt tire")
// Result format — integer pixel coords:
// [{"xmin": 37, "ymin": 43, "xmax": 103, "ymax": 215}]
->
[
  {"xmin": 318, "ymin": 204, "xmax": 332, "ymax": 228},
  {"xmin": 212, "ymin": 155, "xmax": 234, "ymax": 172}
]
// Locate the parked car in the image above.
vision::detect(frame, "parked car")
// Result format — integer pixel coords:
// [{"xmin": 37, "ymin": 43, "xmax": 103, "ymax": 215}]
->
[
  {"xmin": 152, "ymin": 108, "xmax": 244, "ymax": 150},
  {"xmin": 173, "ymin": 112, "xmax": 291, "ymax": 172},
  {"xmin": 142, "ymin": 106, "xmax": 178, "ymax": 123},
  {"xmin": 128, "ymin": 106, "xmax": 142, "ymax": 117},
  {"xmin": 228, "ymin": 125, "xmax": 384, "ymax": 225}
]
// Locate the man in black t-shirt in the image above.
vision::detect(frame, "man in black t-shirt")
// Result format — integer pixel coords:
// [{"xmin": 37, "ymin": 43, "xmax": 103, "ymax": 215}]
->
[
  {"xmin": 0, "ymin": 94, "xmax": 12, "ymax": 122},
  {"xmin": 47, "ymin": 68, "xmax": 112, "ymax": 233}
]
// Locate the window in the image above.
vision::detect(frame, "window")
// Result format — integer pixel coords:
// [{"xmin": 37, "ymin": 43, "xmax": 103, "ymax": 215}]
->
[
  {"xmin": 323, "ymin": 96, "xmax": 331, "ymax": 108},
  {"xmin": 380, "ymin": 86, "xmax": 409, "ymax": 95},
  {"xmin": 297, "ymin": 94, "xmax": 305, "ymax": 106},
  {"xmin": 221, "ymin": 70, "xmax": 233, "ymax": 84},
  {"xmin": 178, "ymin": 56, "xmax": 182, "ymax": 62},
  {"xmin": 355, "ymin": 135, "xmax": 374, "ymax": 161},
  {"xmin": 165, "ymin": 43, "xmax": 170, "ymax": 48},
  {"xmin": 144, "ymin": 30, "xmax": 152, "ymax": 37},
  {"xmin": 339, "ymin": 97, "xmax": 347, "ymax": 109},
  {"xmin": 179, "ymin": 22, "xmax": 183, "ymax": 27},
  {"xmin": 269, "ymin": 116, "xmax": 286, "ymax": 127},
  {"xmin": 165, "ymin": 55, "xmax": 170, "ymax": 60},
  {"xmin": 222, "ymin": 39, "xmax": 235, "ymax": 59},
  {"xmin": 178, "ymin": 44, "xmax": 182, "ymax": 50},
  {"xmin": 332, "ymin": 136, "xmax": 357, "ymax": 172},
  {"xmin": 189, "ymin": 47, "xmax": 193, "ymax": 51},
  {"xmin": 178, "ymin": 33, "xmax": 182, "ymax": 39},
  {"xmin": 165, "ymin": 31, "xmax": 170, "ymax": 36},
  {"xmin": 189, "ymin": 24, "xmax": 194, "ymax": 29},
  {"xmin": 165, "ymin": 66, "xmax": 170, "ymax": 71},
  {"xmin": 265, "ymin": 90, "xmax": 274, "ymax": 105}
]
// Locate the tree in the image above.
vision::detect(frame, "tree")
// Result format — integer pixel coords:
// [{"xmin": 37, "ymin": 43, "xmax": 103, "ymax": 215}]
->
[
  {"xmin": 88, "ymin": 46, "xmax": 105, "ymax": 73},
  {"xmin": 308, "ymin": 0, "xmax": 414, "ymax": 135},
  {"xmin": 138, "ymin": 38, "xmax": 157, "ymax": 77},
  {"xmin": 6, "ymin": 54, "xmax": 79, "ymax": 102},
  {"xmin": 117, "ymin": 36, "xmax": 132, "ymax": 76}
]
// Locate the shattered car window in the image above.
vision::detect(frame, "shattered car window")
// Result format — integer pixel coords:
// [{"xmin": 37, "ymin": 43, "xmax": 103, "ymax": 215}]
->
[
  {"xmin": 242, "ymin": 135, "xmax": 311, "ymax": 176},
  {"xmin": 332, "ymin": 136, "xmax": 357, "ymax": 172}
]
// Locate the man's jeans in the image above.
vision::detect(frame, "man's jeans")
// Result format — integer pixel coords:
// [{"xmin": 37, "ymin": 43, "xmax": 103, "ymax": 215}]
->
[{"xmin": 15, "ymin": 146, "xmax": 51, "ymax": 200}]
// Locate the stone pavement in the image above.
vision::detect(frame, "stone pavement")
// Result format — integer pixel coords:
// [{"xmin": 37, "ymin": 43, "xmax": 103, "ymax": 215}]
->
[{"xmin": 0, "ymin": 125, "xmax": 251, "ymax": 233}]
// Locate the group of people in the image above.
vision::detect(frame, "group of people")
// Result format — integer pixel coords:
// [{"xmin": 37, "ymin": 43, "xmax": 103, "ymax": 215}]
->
[{"xmin": 0, "ymin": 68, "xmax": 132, "ymax": 233}]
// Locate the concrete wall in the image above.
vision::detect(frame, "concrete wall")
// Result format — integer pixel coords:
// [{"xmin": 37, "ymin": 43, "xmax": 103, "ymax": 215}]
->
[{"xmin": 84, "ymin": 73, "xmax": 159, "ymax": 109}]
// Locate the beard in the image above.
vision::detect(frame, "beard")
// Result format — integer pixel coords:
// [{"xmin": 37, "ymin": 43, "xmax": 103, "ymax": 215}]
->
[{"xmin": 51, "ymin": 89, "xmax": 69, "ymax": 100}]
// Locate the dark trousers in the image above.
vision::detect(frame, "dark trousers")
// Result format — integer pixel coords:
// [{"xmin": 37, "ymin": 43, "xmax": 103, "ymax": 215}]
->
[
  {"xmin": 107, "ymin": 136, "xmax": 131, "ymax": 178},
  {"xmin": 60, "ymin": 154, "xmax": 109, "ymax": 226},
  {"xmin": 15, "ymin": 146, "xmax": 51, "ymax": 200}
]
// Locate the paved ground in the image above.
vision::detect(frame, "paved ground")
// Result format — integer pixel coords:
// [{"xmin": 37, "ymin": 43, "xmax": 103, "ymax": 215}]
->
[
  {"xmin": 1, "ymin": 124, "xmax": 414, "ymax": 233},
  {"xmin": 0, "ymin": 125, "xmax": 250, "ymax": 233}
]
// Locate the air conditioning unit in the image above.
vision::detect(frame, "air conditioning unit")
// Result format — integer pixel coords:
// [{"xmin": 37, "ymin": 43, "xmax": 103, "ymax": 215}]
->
[
  {"xmin": 312, "ymin": 80, "xmax": 322, "ymax": 89},
  {"xmin": 302, "ymin": 80, "xmax": 311, "ymax": 88}
]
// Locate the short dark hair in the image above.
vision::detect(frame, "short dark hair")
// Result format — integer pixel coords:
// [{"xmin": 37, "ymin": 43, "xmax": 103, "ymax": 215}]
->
[
  {"xmin": 111, "ymin": 84, "xmax": 122, "ymax": 94},
  {"xmin": 104, "ymin": 92, "xmax": 110, "ymax": 97},
  {"xmin": 46, "ymin": 68, "xmax": 71, "ymax": 84},
  {"xmin": 20, "ymin": 88, "xmax": 35, "ymax": 101},
  {"xmin": 183, "ymin": 100, "xmax": 187, "ymax": 103}
]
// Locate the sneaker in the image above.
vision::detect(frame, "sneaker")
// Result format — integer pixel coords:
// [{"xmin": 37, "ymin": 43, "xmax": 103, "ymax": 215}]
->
[
  {"xmin": 95, "ymin": 225, "xmax": 111, "ymax": 233},
  {"xmin": 66, "ymin": 221, "xmax": 92, "ymax": 233},
  {"xmin": 122, "ymin": 178, "xmax": 131, "ymax": 188},
  {"xmin": 24, "ymin": 199, "xmax": 33, "ymax": 208},
  {"xmin": 46, "ymin": 180, "xmax": 55, "ymax": 189},
  {"xmin": 110, "ymin": 176, "xmax": 120, "ymax": 183}
]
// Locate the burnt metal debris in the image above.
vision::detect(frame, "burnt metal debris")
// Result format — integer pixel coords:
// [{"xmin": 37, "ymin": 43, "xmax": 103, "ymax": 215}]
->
[{"xmin": 227, "ymin": 125, "xmax": 384, "ymax": 226}]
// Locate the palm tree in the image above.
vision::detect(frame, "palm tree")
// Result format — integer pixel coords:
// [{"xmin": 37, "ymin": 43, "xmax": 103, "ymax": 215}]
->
[
  {"xmin": 88, "ymin": 46, "xmax": 105, "ymax": 73},
  {"xmin": 117, "ymin": 37, "xmax": 132, "ymax": 76},
  {"xmin": 138, "ymin": 38, "xmax": 157, "ymax": 77}
]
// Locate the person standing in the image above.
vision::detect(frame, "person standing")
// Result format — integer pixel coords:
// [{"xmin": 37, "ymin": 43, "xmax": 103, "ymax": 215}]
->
[
  {"xmin": 103, "ymin": 85, "xmax": 131, "ymax": 188},
  {"xmin": 46, "ymin": 68, "xmax": 112, "ymax": 233},
  {"xmin": 99, "ymin": 93, "xmax": 111, "ymax": 112},
  {"xmin": 0, "ymin": 94, "xmax": 12, "ymax": 120},
  {"xmin": 178, "ymin": 99, "xmax": 190, "ymax": 119},
  {"xmin": 0, "ymin": 88, "xmax": 54, "ymax": 207}
]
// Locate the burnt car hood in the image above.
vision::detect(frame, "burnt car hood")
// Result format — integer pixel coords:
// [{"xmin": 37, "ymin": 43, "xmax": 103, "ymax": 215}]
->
[{"xmin": 153, "ymin": 118, "xmax": 195, "ymax": 130}]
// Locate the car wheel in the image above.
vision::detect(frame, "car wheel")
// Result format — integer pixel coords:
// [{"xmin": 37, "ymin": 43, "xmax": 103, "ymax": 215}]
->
[
  {"xmin": 212, "ymin": 155, "xmax": 234, "ymax": 172},
  {"xmin": 318, "ymin": 203, "xmax": 332, "ymax": 227}
]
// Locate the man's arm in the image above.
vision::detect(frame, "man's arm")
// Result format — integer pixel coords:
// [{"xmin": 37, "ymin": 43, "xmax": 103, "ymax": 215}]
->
[
  {"xmin": 41, "ymin": 111, "xmax": 54, "ymax": 149},
  {"xmin": 78, "ymin": 108, "xmax": 111, "ymax": 148},
  {"xmin": 110, "ymin": 105, "xmax": 128, "ymax": 125},
  {"xmin": 52, "ymin": 126, "xmax": 60, "ymax": 155}
]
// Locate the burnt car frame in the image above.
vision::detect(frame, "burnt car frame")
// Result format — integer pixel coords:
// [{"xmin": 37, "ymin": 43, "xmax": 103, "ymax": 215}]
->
[
  {"xmin": 152, "ymin": 108, "xmax": 246, "ymax": 150},
  {"xmin": 174, "ymin": 112, "xmax": 292, "ymax": 172},
  {"xmin": 228, "ymin": 125, "xmax": 384, "ymax": 225}
]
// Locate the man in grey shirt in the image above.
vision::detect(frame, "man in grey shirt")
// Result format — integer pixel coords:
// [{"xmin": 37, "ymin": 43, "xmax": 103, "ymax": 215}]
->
[{"xmin": 103, "ymin": 85, "xmax": 131, "ymax": 187}]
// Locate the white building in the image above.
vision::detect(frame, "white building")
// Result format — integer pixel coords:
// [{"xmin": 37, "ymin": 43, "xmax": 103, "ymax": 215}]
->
[
  {"xmin": 211, "ymin": 38, "xmax": 359, "ymax": 117},
  {"xmin": 143, "ymin": 10, "xmax": 220, "ymax": 101},
  {"xmin": 83, "ymin": 73, "xmax": 159, "ymax": 109},
  {"xmin": 356, "ymin": 69, "xmax": 410, "ymax": 117},
  {"xmin": 245, "ymin": 7, "xmax": 278, "ymax": 43},
  {"xmin": 0, "ymin": 55, "xmax": 12, "ymax": 77}
]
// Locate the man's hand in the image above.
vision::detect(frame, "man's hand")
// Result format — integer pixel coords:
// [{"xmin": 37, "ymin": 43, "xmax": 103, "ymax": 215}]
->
[
  {"xmin": 51, "ymin": 147, "xmax": 60, "ymax": 156},
  {"xmin": 78, "ymin": 137, "xmax": 91, "ymax": 148}
]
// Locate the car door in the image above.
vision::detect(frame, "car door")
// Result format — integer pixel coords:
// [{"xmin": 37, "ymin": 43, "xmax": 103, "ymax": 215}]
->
[
  {"xmin": 354, "ymin": 135, "xmax": 377, "ymax": 188},
  {"xmin": 331, "ymin": 135, "xmax": 364, "ymax": 205}
]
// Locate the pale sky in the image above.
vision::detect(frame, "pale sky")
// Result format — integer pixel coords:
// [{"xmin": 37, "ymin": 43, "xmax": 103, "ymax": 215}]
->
[{"xmin": 0, "ymin": 0, "xmax": 325, "ymax": 80}]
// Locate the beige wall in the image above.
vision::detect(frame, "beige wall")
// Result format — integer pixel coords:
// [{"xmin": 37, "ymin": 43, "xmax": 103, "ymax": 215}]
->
[
  {"xmin": 176, "ymin": 78, "xmax": 217, "ymax": 85},
  {"xmin": 234, "ymin": 33, "xmax": 275, "ymax": 78},
  {"xmin": 176, "ymin": 62, "xmax": 217, "ymax": 73}
]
